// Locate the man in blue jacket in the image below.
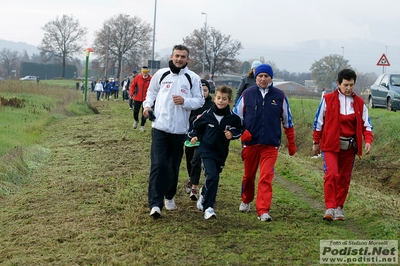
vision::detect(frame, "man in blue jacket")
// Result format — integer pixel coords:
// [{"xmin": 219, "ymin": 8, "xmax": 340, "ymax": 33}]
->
[{"xmin": 235, "ymin": 64, "xmax": 296, "ymax": 222}]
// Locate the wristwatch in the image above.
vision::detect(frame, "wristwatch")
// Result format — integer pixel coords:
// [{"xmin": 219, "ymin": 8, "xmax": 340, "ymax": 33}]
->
[{"xmin": 313, "ymin": 141, "xmax": 319, "ymax": 145}]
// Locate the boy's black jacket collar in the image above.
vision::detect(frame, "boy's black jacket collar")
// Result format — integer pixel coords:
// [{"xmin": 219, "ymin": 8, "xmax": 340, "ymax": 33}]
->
[{"xmin": 212, "ymin": 103, "xmax": 230, "ymax": 116}]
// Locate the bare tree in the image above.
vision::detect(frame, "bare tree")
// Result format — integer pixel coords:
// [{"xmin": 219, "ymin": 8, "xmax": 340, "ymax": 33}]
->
[
  {"xmin": 239, "ymin": 61, "xmax": 251, "ymax": 75},
  {"xmin": 159, "ymin": 54, "xmax": 171, "ymax": 69},
  {"xmin": 310, "ymin": 54, "xmax": 351, "ymax": 89},
  {"xmin": 92, "ymin": 14, "xmax": 152, "ymax": 79},
  {"xmin": 354, "ymin": 71, "xmax": 378, "ymax": 94},
  {"xmin": 183, "ymin": 27, "xmax": 243, "ymax": 77},
  {"xmin": 0, "ymin": 48, "xmax": 20, "ymax": 78},
  {"xmin": 39, "ymin": 15, "xmax": 87, "ymax": 78}
]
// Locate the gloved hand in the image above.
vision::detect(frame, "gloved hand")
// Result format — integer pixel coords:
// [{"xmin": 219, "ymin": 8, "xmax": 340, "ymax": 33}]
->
[
  {"xmin": 288, "ymin": 141, "xmax": 296, "ymax": 156},
  {"xmin": 284, "ymin": 127, "xmax": 296, "ymax": 156},
  {"xmin": 241, "ymin": 129, "xmax": 252, "ymax": 142}
]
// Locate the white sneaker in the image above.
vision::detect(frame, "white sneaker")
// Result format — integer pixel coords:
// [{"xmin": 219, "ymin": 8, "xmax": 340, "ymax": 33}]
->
[
  {"xmin": 334, "ymin": 207, "xmax": 345, "ymax": 221},
  {"xmin": 258, "ymin": 213, "xmax": 272, "ymax": 222},
  {"xmin": 204, "ymin": 207, "xmax": 216, "ymax": 220},
  {"xmin": 239, "ymin": 202, "xmax": 250, "ymax": 212},
  {"xmin": 140, "ymin": 126, "xmax": 145, "ymax": 132},
  {"xmin": 133, "ymin": 121, "xmax": 138, "ymax": 129},
  {"xmin": 323, "ymin": 208, "xmax": 335, "ymax": 221},
  {"xmin": 150, "ymin": 207, "xmax": 161, "ymax": 218},
  {"xmin": 197, "ymin": 194, "xmax": 204, "ymax": 211},
  {"xmin": 164, "ymin": 198, "xmax": 176, "ymax": 210}
]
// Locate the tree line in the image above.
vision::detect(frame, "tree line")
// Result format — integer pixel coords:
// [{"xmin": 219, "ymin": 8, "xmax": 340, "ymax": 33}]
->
[{"xmin": 0, "ymin": 14, "xmax": 377, "ymax": 92}]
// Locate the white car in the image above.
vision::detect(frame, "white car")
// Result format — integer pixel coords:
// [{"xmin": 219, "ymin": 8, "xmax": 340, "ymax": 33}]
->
[{"xmin": 20, "ymin": 75, "xmax": 37, "ymax": 81}]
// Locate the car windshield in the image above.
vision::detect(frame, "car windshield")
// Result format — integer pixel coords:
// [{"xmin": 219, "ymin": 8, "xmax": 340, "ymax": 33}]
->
[{"xmin": 390, "ymin": 75, "xmax": 400, "ymax": 86}]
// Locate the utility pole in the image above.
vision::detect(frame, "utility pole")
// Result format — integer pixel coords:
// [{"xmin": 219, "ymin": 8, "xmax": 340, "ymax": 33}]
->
[
  {"xmin": 105, "ymin": 26, "xmax": 110, "ymax": 78},
  {"xmin": 201, "ymin": 12, "xmax": 207, "ymax": 78},
  {"xmin": 151, "ymin": 0, "xmax": 157, "ymax": 75},
  {"xmin": 384, "ymin": 46, "xmax": 388, "ymax": 73}
]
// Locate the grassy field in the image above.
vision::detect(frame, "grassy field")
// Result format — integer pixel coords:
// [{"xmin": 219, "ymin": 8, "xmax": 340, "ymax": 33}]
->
[
  {"xmin": 0, "ymin": 81, "xmax": 399, "ymax": 265},
  {"xmin": 40, "ymin": 79, "xmax": 84, "ymax": 88}
]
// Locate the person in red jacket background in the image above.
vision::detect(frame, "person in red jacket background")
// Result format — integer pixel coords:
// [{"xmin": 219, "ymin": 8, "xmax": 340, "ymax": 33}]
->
[
  {"xmin": 130, "ymin": 66, "xmax": 152, "ymax": 131},
  {"xmin": 313, "ymin": 68, "xmax": 373, "ymax": 221}
]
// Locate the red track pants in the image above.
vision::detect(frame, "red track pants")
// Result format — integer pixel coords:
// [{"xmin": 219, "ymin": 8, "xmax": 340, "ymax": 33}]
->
[
  {"xmin": 322, "ymin": 148, "xmax": 355, "ymax": 209},
  {"xmin": 241, "ymin": 145, "xmax": 278, "ymax": 216}
]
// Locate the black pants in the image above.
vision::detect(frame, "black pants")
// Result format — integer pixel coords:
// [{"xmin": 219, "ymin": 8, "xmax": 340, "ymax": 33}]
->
[
  {"xmin": 122, "ymin": 90, "xmax": 129, "ymax": 101},
  {"xmin": 201, "ymin": 158, "xmax": 224, "ymax": 211},
  {"xmin": 113, "ymin": 90, "xmax": 119, "ymax": 99},
  {"xmin": 105, "ymin": 92, "xmax": 111, "ymax": 100},
  {"xmin": 133, "ymin": 101, "xmax": 147, "ymax": 126},
  {"xmin": 185, "ymin": 146, "xmax": 202, "ymax": 185},
  {"xmin": 148, "ymin": 129, "xmax": 185, "ymax": 210}
]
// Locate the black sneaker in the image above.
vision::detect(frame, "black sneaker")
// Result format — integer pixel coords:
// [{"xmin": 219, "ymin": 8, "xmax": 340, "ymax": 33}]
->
[{"xmin": 190, "ymin": 188, "xmax": 198, "ymax": 201}]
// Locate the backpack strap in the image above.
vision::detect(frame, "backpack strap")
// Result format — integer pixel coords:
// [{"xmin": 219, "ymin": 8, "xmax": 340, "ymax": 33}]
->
[
  {"xmin": 159, "ymin": 70, "xmax": 192, "ymax": 89},
  {"xmin": 159, "ymin": 70, "xmax": 170, "ymax": 86},
  {"xmin": 184, "ymin": 73, "xmax": 192, "ymax": 89}
]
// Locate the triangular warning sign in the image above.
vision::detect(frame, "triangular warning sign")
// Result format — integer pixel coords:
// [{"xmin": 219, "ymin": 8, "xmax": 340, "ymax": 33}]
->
[{"xmin": 377, "ymin": 53, "xmax": 390, "ymax": 66}]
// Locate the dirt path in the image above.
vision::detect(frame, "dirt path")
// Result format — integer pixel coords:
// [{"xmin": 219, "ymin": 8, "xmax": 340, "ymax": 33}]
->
[{"xmin": 273, "ymin": 175, "xmax": 364, "ymax": 235}]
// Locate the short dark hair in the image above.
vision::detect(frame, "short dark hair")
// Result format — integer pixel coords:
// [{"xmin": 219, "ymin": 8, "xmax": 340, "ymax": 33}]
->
[
  {"xmin": 215, "ymin": 85, "xmax": 233, "ymax": 100},
  {"xmin": 337, "ymin": 69, "xmax": 357, "ymax": 84},
  {"xmin": 172, "ymin": 44, "xmax": 190, "ymax": 56},
  {"xmin": 201, "ymin": 79, "xmax": 210, "ymax": 91}
]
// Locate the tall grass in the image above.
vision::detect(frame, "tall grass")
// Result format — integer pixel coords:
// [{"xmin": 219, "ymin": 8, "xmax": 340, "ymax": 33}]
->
[{"xmin": 0, "ymin": 81, "xmax": 93, "ymax": 194}]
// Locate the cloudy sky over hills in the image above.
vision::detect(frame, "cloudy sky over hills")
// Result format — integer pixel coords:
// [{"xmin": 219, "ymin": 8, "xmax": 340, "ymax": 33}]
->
[{"xmin": 1, "ymin": 0, "xmax": 399, "ymax": 74}]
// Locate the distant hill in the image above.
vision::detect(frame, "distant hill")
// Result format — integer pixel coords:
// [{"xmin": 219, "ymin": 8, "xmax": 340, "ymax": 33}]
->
[
  {"xmin": 2, "ymin": 38, "xmax": 397, "ymax": 75},
  {"xmin": 0, "ymin": 39, "xmax": 39, "ymax": 55}
]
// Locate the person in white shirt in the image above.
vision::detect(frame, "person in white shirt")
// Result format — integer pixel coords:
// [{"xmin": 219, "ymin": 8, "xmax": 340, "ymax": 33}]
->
[
  {"xmin": 94, "ymin": 80, "xmax": 104, "ymax": 101},
  {"xmin": 143, "ymin": 44, "xmax": 204, "ymax": 219},
  {"xmin": 121, "ymin": 77, "xmax": 129, "ymax": 101}
]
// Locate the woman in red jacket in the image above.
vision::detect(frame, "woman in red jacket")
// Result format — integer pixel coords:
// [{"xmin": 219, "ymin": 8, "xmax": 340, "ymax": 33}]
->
[
  {"xmin": 130, "ymin": 66, "xmax": 152, "ymax": 131},
  {"xmin": 313, "ymin": 69, "xmax": 373, "ymax": 221}
]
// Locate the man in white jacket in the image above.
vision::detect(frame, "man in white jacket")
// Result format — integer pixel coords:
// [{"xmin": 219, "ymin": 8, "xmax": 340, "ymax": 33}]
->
[{"xmin": 143, "ymin": 44, "xmax": 204, "ymax": 218}]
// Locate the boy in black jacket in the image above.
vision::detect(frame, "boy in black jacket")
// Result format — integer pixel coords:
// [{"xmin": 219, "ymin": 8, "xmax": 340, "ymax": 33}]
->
[
  {"xmin": 188, "ymin": 85, "xmax": 243, "ymax": 219},
  {"xmin": 185, "ymin": 79, "xmax": 214, "ymax": 200}
]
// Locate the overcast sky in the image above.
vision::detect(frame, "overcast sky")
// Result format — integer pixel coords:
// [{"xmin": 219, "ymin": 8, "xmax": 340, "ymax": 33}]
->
[{"xmin": 2, "ymin": 0, "xmax": 400, "ymax": 73}]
